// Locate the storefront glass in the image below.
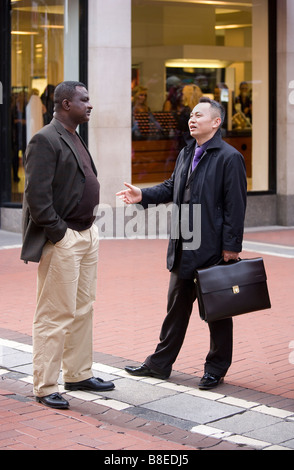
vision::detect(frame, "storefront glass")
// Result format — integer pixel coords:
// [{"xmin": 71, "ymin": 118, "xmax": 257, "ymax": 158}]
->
[
  {"xmin": 131, "ymin": 0, "xmax": 270, "ymax": 192},
  {"xmin": 10, "ymin": 0, "xmax": 68, "ymax": 203}
]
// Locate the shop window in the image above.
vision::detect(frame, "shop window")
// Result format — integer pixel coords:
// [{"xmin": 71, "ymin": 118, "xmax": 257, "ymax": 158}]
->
[
  {"xmin": 10, "ymin": 0, "xmax": 65, "ymax": 202},
  {"xmin": 9, "ymin": 0, "xmax": 81, "ymax": 204},
  {"xmin": 131, "ymin": 0, "xmax": 270, "ymax": 192}
]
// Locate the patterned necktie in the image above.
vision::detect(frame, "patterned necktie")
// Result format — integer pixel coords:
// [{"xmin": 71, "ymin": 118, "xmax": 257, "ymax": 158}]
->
[{"xmin": 191, "ymin": 145, "xmax": 204, "ymax": 171}]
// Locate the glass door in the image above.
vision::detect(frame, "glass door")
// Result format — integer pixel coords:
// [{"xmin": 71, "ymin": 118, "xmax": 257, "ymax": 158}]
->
[{"xmin": 10, "ymin": 0, "xmax": 65, "ymax": 202}]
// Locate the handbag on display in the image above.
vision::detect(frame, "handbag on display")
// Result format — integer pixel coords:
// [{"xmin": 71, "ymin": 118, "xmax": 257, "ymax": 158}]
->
[{"xmin": 194, "ymin": 257, "xmax": 271, "ymax": 322}]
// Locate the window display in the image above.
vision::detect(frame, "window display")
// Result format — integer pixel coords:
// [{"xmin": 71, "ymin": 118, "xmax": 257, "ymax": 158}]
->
[
  {"xmin": 10, "ymin": 0, "xmax": 65, "ymax": 202},
  {"xmin": 131, "ymin": 0, "xmax": 269, "ymax": 191}
]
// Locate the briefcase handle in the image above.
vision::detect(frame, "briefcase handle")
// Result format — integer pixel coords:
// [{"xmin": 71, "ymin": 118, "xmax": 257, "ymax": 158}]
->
[
  {"xmin": 194, "ymin": 257, "xmax": 242, "ymax": 282},
  {"xmin": 201, "ymin": 257, "xmax": 268, "ymax": 273}
]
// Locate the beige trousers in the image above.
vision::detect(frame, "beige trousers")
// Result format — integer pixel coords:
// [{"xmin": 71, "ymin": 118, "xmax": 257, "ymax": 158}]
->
[{"xmin": 33, "ymin": 224, "xmax": 99, "ymax": 397}]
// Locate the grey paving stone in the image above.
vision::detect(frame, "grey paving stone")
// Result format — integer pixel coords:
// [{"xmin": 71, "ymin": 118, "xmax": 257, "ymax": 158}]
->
[
  {"xmin": 97, "ymin": 377, "xmax": 178, "ymax": 405},
  {"xmin": 13, "ymin": 364, "xmax": 33, "ymax": 375},
  {"xmin": 210, "ymin": 410, "xmax": 282, "ymax": 434},
  {"xmin": 245, "ymin": 420, "xmax": 294, "ymax": 447},
  {"xmin": 142, "ymin": 393, "xmax": 244, "ymax": 425},
  {"xmin": 279, "ymin": 438, "xmax": 294, "ymax": 450},
  {"xmin": 126, "ymin": 406, "xmax": 196, "ymax": 431},
  {"xmin": 0, "ymin": 348, "xmax": 32, "ymax": 368}
]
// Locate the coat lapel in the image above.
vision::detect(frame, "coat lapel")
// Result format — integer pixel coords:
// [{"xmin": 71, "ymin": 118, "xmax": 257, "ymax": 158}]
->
[
  {"xmin": 178, "ymin": 142, "xmax": 195, "ymax": 203},
  {"xmin": 51, "ymin": 118, "xmax": 85, "ymax": 175}
]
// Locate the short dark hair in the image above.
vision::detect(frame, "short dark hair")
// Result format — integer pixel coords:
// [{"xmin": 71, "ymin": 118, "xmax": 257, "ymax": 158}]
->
[
  {"xmin": 199, "ymin": 96, "xmax": 226, "ymax": 126},
  {"xmin": 54, "ymin": 81, "xmax": 87, "ymax": 108}
]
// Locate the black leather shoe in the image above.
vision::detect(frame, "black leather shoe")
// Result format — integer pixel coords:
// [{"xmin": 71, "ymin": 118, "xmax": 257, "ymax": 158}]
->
[
  {"xmin": 64, "ymin": 376, "xmax": 115, "ymax": 392},
  {"xmin": 198, "ymin": 372, "xmax": 224, "ymax": 390},
  {"xmin": 125, "ymin": 363, "xmax": 169, "ymax": 380},
  {"xmin": 36, "ymin": 392, "xmax": 69, "ymax": 409}
]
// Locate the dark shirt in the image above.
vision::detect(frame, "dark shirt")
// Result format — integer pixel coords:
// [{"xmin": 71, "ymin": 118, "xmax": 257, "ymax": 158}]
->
[{"xmin": 65, "ymin": 131, "xmax": 100, "ymax": 231}]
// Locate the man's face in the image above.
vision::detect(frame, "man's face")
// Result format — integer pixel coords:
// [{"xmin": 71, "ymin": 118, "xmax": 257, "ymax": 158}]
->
[
  {"xmin": 188, "ymin": 102, "xmax": 221, "ymax": 143},
  {"xmin": 68, "ymin": 86, "xmax": 93, "ymax": 124}
]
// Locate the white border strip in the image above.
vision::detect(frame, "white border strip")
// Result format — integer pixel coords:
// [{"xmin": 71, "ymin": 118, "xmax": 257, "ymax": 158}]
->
[
  {"xmin": 1, "ymin": 338, "xmax": 293, "ymax": 419},
  {"xmin": 243, "ymin": 240, "xmax": 294, "ymax": 258}
]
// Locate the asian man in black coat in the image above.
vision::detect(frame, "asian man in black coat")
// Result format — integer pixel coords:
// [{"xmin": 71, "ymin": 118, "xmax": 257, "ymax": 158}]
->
[{"xmin": 117, "ymin": 97, "xmax": 247, "ymax": 389}]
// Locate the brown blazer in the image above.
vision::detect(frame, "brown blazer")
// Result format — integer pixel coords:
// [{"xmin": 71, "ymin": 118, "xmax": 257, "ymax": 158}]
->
[{"xmin": 21, "ymin": 118, "xmax": 97, "ymax": 263}]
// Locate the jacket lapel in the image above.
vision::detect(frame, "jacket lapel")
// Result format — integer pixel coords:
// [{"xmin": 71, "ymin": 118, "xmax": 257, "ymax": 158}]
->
[{"xmin": 51, "ymin": 118, "xmax": 85, "ymax": 175}]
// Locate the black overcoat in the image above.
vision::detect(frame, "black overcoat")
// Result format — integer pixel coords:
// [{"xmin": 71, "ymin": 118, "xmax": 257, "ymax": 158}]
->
[{"xmin": 141, "ymin": 129, "xmax": 247, "ymax": 279}]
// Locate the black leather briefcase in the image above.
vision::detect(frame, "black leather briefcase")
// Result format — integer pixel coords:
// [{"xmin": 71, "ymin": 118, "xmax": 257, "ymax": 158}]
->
[{"xmin": 194, "ymin": 258, "xmax": 271, "ymax": 322}]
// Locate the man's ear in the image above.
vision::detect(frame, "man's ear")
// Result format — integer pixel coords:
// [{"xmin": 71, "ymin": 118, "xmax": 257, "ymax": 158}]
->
[
  {"xmin": 213, "ymin": 117, "xmax": 221, "ymax": 128},
  {"xmin": 62, "ymin": 99, "xmax": 70, "ymax": 111}
]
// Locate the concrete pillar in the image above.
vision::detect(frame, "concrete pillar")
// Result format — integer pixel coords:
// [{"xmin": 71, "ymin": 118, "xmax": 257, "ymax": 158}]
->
[
  {"xmin": 88, "ymin": 0, "xmax": 132, "ymax": 207},
  {"xmin": 277, "ymin": 0, "xmax": 294, "ymax": 225},
  {"xmin": 251, "ymin": 0, "xmax": 269, "ymax": 191}
]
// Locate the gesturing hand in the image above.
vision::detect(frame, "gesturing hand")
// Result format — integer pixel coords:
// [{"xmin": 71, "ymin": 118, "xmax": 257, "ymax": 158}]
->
[{"xmin": 116, "ymin": 182, "xmax": 142, "ymax": 204}]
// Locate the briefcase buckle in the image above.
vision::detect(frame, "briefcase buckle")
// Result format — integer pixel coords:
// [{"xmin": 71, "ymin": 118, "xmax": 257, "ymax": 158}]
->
[{"xmin": 232, "ymin": 285, "xmax": 240, "ymax": 294}]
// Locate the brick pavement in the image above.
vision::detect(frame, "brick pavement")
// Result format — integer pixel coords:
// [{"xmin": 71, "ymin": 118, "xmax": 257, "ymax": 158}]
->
[
  {"xmin": 0, "ymin": 227, "xmax": 294, "ymax": 451},
  {"xmin": 89, "ymin": 233, "xmax": 294, "ymax": 400},
  {"xmin": 0, "ymin": 386, "xmax": 198, "ymax": 451}
]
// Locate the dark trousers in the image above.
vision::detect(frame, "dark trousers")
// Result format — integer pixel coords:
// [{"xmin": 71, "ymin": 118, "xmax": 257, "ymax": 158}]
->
[{"xmin": 145, "ymin": 267, "xmax": 233, "ymax": 378}]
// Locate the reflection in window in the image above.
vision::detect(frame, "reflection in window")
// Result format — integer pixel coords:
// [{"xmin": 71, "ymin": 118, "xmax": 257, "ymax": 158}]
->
[
  {"xmin": 11, "ymin": 0, "xmax": 65, "ymax": 202},
  {"xmin": 131, "ymin": 0, "xmax": 269, "ymax": 192}
]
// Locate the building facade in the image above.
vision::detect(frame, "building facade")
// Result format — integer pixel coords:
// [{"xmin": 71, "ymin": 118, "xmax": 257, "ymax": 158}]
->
[{"xmin": 0, "ymin": 0, "xmax": 293, "ymax": 232}]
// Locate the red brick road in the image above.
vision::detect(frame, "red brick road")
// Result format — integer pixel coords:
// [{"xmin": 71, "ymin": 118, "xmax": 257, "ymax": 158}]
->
[{"xmin": 0, "ymin": 228, "xmax": 293, "ymax": 450}]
